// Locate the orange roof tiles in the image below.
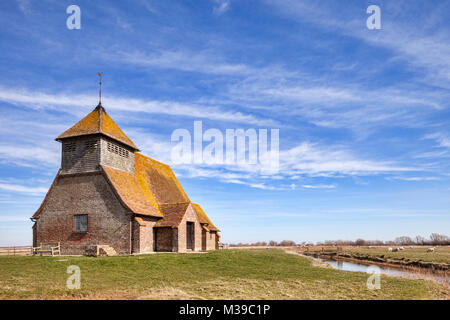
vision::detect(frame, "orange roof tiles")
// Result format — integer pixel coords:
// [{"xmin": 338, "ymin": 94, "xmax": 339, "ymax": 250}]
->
[
  {"xmin": 134, "ymin": 217, "xmax": 147, "ymax": 226},
  {"xmin": 134, "ymin": 153, "xmax": 190, "ymax": 206},
  {"xmin": 101, "ymin": 165, "xmax": 162, "ymax": 218},
  {"xmin": 155, "ymin": 203, "xmax": 191, "ymax": 227},
  {"xmin": 100, "ymin": 153, "xmax": 194, "ymax": 227},
  {"xmin": 56, "ymin": 104, "xmax": 139, "ymax": 150},
  {"xmin": 192, "ymin": 203, "xmax": 219, "ymax": 231}
]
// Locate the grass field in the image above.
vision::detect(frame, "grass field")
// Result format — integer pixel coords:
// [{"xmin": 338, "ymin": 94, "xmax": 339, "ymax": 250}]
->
[
  {"xmin": 0, "ymin": 249, "xmax": 448, "ymax": 300},
  {"xmin": 341, "ymin": 246, "xmax": 450, "ymax": 265}
]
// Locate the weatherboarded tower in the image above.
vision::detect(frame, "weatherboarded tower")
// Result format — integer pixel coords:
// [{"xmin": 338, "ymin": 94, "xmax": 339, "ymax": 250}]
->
[{"xmin": 31, "ymin": 103, "xmax": 219, "ymax": 255}]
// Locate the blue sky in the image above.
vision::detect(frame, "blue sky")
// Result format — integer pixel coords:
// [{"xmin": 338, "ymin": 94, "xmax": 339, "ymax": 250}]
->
[{"xmin": 0, "ymin": 0, "xmax": 449, "ymax": 245}]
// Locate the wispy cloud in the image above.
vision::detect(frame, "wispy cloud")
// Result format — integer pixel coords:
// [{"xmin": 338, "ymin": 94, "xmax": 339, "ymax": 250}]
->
[
  {"xmin": 279, "ymin": 142, "xmax": 414, "ymax": 176},
  {"xmin": 15, "ymin": 0, "xmax": 31, "ymax": 15},
  {"xmin": 213, "ymin": 0, "xmax": 231, "ymax": 15},
  {"xmin": 0, "ymin": 145, "xmax": 59, "ymax": 168},
  {"xmin": 386, "ymin": 176, "xmax": 440, "ymax": 182},
  {"xmin": 266, "ymin": 0, "xmax": 450, "ymax": 87},
  {"xmin": 424, "ymin": 133, "xmax": 450, "ymax": 148},
  {"xmin": 0, "ymin": 86, "xmax": 274, "ymax": 126},
  {"xmin": 165, "ymin": 139, "xmax": 417, "ymax": 191},
  {"xmin": 113, "ymin": 49, "xmax": 252, "ymax": 76},
  {"xmin": 0, "ymin": 182, "xmax": 48, "ymax": 195},
  {"xmin": 301, "ymin": 184, "xmax": 336, "ymax": 189}
]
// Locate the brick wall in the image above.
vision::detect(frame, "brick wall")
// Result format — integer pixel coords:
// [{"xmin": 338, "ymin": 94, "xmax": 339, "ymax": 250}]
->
[
  {"xmin": 206, "ymin": 230, "xmax": 217, "ymax": 250},
  {"xmin": 177, "ymin": 204, "xmax": 202, "ymax": 252},
  {"xmin": 35, "ymin": 172, "xmax": 132, "ymax": 255},
  {"xmin": 133, "ymin": 216, "xmax": 158, "ymax": 253}
]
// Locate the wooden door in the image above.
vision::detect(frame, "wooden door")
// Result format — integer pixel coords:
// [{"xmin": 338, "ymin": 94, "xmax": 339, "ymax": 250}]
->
[
  {"xmin": 186, "ymin": 222, "xmax": 194, "ymax": 250},
  {"xmin": 153, "ymin": 228, "xmax": 158, "ymax": 252}
]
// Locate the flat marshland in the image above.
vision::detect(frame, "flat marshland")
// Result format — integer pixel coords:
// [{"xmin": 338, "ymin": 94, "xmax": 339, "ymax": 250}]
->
[
  {"xmin": 341, "ymin": 246, "xmax": 450, "ymax": 265},
  {"xmin": 0, "ymin": 249, "xmax": 448, "ymax": 299}
]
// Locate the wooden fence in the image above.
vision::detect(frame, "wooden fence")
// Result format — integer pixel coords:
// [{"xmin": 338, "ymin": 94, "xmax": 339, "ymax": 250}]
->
[{"xmin": 0, "ymin": 246, "xmax": 33, "ymax": 256}]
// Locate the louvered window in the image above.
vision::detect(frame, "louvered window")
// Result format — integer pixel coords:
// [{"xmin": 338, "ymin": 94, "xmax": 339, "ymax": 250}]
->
[
  {"xmin": 84, "ymin": 140, "xmax": 98, "ymax": 150},
  {"xmin": 64, "ymin": 142, "xmax": 76, "ymax": 152},
  {"xmin": 107, "ymin": 142, "xmax": 129, "ymax": 158}
]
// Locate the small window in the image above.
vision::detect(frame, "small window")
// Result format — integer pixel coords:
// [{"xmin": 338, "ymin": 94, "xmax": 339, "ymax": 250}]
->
[{"xmin": 74, "ymin": 214, "xmax": 88, "ymax": 233}]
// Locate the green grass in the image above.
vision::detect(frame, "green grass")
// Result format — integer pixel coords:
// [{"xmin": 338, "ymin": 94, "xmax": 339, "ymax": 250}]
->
[
  {"xmin": 342, "ymin": 246, "xmax": 450, "ymax": 265},
  {"xmin": 0, "ymin": 249, "xmax": 448, "ymax": 299}
]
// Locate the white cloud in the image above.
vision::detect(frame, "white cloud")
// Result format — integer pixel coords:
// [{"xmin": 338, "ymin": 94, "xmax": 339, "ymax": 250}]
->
[
  {"xmin": 0, "ymin": 182, "xmax": 48, "ymax": 195},
  {"xmin": 114, "ymin": 49, "xmax": 252, "ymax": 76},
  {"xmin": 424, "ymin": 133, "xmax": 450, "ymax": 148},
  {"xmin": 213, "ymin": 0, "xmax": 230, "ymax": 15},
  {"xmin": 279, "ymin": 142, "xmax": 413, "ymax": 176},
  {"xmin": 15, "ymin": 0, "xmax": 31, "ymax": 15},
  {"xmin": 166, "ymin": 139, "xmax": 416, "ymax": 191},
  {"xmin": 265, "ymin": 0, "xmax": 450, "ymax": 86},
  {"xmin": 0, "ymin": 86, "xmax": 274, "ymax": 126},
  {"xmin": 386, "ymin": 176, "xmax": 440, "ymax": 182},
  {"xmin": 301, "ymin": 184, "xmax": 336, "ymax": 189},
  {"xmin": 0, "ymin": 145, "xmax": 59, "ymax": 168}
]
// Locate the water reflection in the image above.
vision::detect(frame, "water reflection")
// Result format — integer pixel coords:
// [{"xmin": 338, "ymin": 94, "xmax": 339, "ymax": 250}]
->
[{"xmin": 316, "ymin": 257, "xmax": 448, "ymax": 283}]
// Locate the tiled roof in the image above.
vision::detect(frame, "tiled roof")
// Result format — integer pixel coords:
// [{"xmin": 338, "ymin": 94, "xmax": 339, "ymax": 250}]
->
[
  {"xmin": 56, "ymin": 104, "xmax": 139, "ymax": 150},
  {"xmin": 134, "ymin": 152, "xmax": 191, "ymax": 227},
  {"xmin": 134, "ymin": 217, "xmax": 147, "ymax": 226},
  {"xmin": 100, "ymin": 153, "xmax": 192, "ymax": 226},
  {"xmin": 134, "ymin": 153, "xmax": 190, "ymax": 206},
  {"xmin": 155, "ymin": 203, "xmax": 191, "ymax": 227},
  {"xmin": 101, "ymin": 165, "xmax": 162, "ymax": 218},
  {"xmin": 192, "ymin": 203, "xmax": 219, "ymax": 231}
]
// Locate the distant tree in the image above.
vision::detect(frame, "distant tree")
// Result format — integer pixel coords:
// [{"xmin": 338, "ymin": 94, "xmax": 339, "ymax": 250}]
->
[
  {"xmin": 355, "ymin": 239, "xmax": 366, "ymax": 246},
  {"xmin": 395, "ymin": 236, "xmax": 414, "ymax": 245},
  {"xmin": 415, "ymin": 235, "xmax": 426, "ymax": 245},
  {"xmin": 372, "ymin": 240, "xmax": 384, "ymax": 246},
  {"xmin": 279, "ymin": 240, "xmax": 296, "ymax": 246},
  {"xmin": 268, "ymin": 240, "xmax": 277, "ymax": 247},
  {"xmin": 430, "ymin": 233, "xmax": 450, "ymax": 245}
]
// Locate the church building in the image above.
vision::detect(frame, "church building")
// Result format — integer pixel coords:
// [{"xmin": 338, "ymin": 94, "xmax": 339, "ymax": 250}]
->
[{"xmin": 31, "ymin": 103, "xmax": 220, "ymax": 255}]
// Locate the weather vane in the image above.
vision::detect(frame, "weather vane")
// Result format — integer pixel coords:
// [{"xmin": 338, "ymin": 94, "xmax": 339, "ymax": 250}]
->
[{"xmin": 97, "ymin": 72, "xmax": 103, "ymax": 105}]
